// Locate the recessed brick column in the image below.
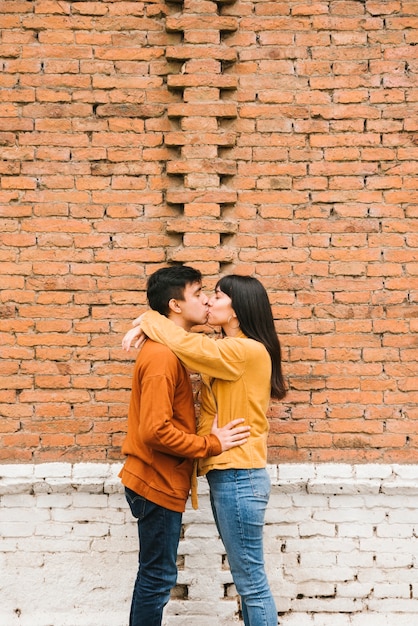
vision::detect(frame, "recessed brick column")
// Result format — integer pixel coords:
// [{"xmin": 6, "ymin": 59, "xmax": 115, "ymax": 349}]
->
[{"xmin": 164, "ymin": 0, "xmax": 239, "ymax": 274}]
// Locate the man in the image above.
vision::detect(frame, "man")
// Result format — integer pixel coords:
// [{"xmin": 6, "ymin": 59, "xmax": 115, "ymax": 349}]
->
[{"xmin": 119, "ymin": 265, "xmax": 250, "ymax": 626}]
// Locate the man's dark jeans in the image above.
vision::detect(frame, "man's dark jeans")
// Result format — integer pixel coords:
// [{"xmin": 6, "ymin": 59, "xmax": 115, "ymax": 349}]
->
[{"xmin": 125, "ymin": 487, "xmax": 182, "ymax": 626}]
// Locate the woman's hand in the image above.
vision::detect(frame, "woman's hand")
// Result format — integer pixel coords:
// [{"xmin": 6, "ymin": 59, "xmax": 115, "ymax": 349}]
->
[
  {"xmin": 122, "ymin": 315, "xmax": 146, "ymax": 351},
  {"xmin": 210, "ymin": 415, "xmax": 250, "ymax": 452}
]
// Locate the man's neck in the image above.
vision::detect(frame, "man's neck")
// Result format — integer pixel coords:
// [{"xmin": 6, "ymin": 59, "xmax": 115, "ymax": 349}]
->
[{"xmin": 167, "ymin": 313, "xmax": 193, "ymax": 332}]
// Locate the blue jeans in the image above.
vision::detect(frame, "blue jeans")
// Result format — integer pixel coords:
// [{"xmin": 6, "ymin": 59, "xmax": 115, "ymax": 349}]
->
[
  {"xmin": 125, "ymin": 487, "xmax": 182, "ymax": 626},
  {"xmin": 206, "ymin": 469, "xmax": 278, "ymax": 626}
]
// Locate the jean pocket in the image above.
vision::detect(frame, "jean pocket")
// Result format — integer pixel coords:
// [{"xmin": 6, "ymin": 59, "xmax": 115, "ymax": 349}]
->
[
  {"xmin": 125, "ymin": 487, "xmax": 146, "ymax": 520},
  {"xmin": 249, "ymin": 469, "xmax": 271, "ymax": 500}
]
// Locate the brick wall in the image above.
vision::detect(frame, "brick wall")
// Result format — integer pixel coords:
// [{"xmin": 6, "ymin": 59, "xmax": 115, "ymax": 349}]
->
[
  {"xmin": 1, "ymin": 1, "xmax": 418, "ymax": 463},
  {"xmin": 2, "ymin": 463, "xmax": 418, "ymax": 626}
]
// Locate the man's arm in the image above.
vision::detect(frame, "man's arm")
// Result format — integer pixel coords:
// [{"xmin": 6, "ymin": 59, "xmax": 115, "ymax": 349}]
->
[{"xmin": 139, "ymin": 372, "xmax": 248, "ymax": 459}]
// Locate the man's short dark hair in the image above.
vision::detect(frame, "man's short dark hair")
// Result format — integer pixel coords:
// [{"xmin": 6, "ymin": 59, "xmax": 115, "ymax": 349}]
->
[{"xmin": 147, "ymin": 265, "xmax": 202, "ymax": 316}]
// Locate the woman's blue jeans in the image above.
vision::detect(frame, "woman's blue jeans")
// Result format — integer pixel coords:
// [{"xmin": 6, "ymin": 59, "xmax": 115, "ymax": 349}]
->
[
  {"xmin": 206, "ymin": 469, "xmax": 278, "ymax": 626},
  {"xmin": 125, "ymin": 487, "xmax": 182, "ymax": 626}
]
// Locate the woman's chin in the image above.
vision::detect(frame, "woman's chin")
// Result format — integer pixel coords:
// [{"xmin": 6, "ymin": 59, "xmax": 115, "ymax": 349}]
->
[{"xmin": 207, "ymin": 317, "xmax": 223, "ymax": 330}]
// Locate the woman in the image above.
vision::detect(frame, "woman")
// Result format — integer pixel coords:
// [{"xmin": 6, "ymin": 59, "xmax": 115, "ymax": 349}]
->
[{"xmin": 123, "ymin": 275, "xmax": 286, "ymax": 626}]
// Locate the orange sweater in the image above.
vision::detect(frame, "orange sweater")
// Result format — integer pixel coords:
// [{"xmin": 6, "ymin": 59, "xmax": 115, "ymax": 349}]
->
[{"xmin": 119, "ymin": 339, "xmax": 222, "ymax": 512}]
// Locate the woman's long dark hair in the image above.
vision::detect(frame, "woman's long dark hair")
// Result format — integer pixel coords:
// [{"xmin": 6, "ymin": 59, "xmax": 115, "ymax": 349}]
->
[{"xmin": 216, "ymin": 275, "xmax": 286, "ymax": 400}]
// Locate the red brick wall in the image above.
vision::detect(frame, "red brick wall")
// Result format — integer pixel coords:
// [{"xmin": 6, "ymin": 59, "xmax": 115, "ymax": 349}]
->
[{"xmin": 1, "ymin": 0, "xmax": 417, "ymax": 464}]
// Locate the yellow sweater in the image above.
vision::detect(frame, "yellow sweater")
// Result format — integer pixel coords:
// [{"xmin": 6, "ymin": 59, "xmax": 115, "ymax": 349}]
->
[{"xmin": 140, "ymin": 311, "xmax": 272, "ymax": 475}]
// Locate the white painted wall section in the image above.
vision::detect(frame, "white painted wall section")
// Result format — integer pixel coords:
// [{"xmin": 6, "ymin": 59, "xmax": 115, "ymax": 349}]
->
[{"xmin": 1, "ymin": 463, "xmax": 418, "ymax": 626}]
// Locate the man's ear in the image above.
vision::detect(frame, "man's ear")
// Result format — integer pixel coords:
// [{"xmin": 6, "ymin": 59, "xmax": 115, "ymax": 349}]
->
[{"xmin": 168, "ymin": 298, "xmax": 182, "ymax": 314}]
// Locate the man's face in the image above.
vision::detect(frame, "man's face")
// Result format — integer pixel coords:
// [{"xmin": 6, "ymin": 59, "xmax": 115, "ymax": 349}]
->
[{"xmin": 177, "ymin": 281, "xmax": 209, "ymax": 329}]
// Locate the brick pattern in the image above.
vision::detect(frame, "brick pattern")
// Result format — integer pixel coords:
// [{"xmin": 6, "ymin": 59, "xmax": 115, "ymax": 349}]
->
[
  {"xmin": 2, "ymin": 462, "xmax": 418, "ymax": 626},
  {"xmin": 165, "ymin": 0, "xmax": 239, "ymax": 268},
  {"xmin": 1, "ymin": 1, "xmax": 418, "ymax": 463}
]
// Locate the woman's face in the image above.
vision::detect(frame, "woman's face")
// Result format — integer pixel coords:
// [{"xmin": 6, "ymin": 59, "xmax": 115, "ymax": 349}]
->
[{"xmin": 207, "ymin": 287, "xmax": 236, "ymax": 328}]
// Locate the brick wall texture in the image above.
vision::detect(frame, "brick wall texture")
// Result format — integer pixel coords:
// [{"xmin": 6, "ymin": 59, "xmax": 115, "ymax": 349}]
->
[
  {"xmin": 1, "ymin": 0, "xmax": 418, "ymax": 465},
  {"xmin": 3, "ymin": 463, "xmax": 418, "ymax": 626}
]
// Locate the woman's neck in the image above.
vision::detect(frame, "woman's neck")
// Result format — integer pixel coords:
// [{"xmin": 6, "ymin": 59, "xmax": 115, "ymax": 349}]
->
[{"xmin": 221, "ymin": 325, "xmax": 241, "ymax": 338}]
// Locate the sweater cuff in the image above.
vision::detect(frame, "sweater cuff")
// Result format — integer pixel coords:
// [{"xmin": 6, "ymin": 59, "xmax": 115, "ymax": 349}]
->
[{"xmin": 208, "ymin": 433, "xmax": 222, "ymax": 456}]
